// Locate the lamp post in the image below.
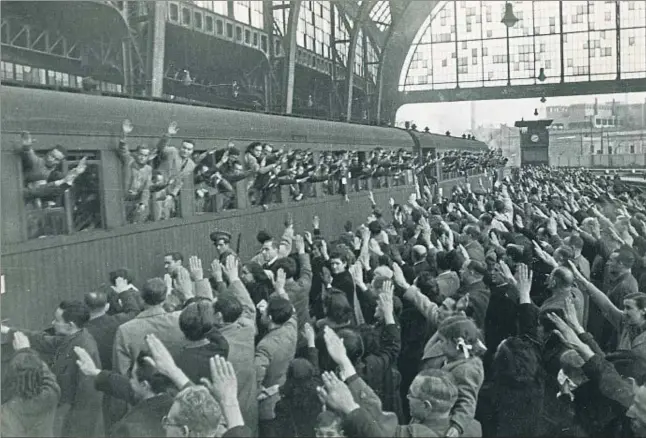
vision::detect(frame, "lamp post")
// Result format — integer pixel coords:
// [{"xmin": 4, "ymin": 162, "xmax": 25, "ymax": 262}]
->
[{"xmin": 501, "ymin": 3, "xmax": 518, "ymax": 87}]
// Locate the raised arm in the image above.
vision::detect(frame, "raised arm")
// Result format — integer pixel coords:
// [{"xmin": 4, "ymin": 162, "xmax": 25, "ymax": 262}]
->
[
  {"xmin": 568, "ymin": 261, "xmax": 623, "ymax": 330},
  {"xmin": 222, "ymin": 255, "xmax": 256, "ymax": 324}
]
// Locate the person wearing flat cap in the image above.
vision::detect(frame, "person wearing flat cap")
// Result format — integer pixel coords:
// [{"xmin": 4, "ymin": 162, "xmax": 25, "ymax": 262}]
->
[{"xmin": 210, "ymin": 230, "xmax": 235, "ymax": 261}]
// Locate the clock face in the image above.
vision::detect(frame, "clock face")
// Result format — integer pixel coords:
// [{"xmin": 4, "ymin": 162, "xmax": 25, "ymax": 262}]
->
[{"xmin": 530, "ymin": 134, "xmax": 540, "ymax": 143}]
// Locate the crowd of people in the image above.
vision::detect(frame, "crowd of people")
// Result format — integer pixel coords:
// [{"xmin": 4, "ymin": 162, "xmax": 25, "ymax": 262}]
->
[
  {"xmin": 15, "ymin": 146, "xmax": 646, "ymax": 438},
  {"xmin": 19, "ymin": 122, "xmax": 507, "ymax": 225}
]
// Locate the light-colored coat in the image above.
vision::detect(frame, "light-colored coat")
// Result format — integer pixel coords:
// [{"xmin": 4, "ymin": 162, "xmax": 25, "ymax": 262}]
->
[{"xmin": 112, "ymin": 307, "xmax": 186, "ymax": 375}]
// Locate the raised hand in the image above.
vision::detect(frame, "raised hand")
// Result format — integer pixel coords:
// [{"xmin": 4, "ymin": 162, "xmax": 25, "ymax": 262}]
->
[
  {"xmin": 312, "ymin": 215, "xmax": 320, "ymax": 229},
  {"xmin": 144, "ymin": 334, "xmax": 178, "ymax": 377},
  {"xmin": 12, "ymin": 331, "xmax": 30, "ymax": 350},
  {"xmin": 514, "ymin": 263, "xmax": 533, "ymax": 301},
  {"xmin": 378, "ymin": 284, "xmax": 394, "ymax": 317},
  {"xmin": 497, "ymin": 260, "xmax": 516, "ymax": 285},
  {"xmin": 563, "ymin": 296, "xmax": 584, "ymax": 335},
  {"xmin": 323, "ymin": 326, "xmax": 349, "ymax": 366},
  {"xmin": 316, "ymin": 371, "xmax": 358, "ymax": 415},
  {"xmin": 200, "ymin": 355, "xmax": 239, "ymax": 406},
  {"xmin": 274, "ymin": 268, "xmax": 286, "ymax": 293},
  {"xmin": 302, "ymin": 322, "xmax": 315, "ymax": 347},
  {"xmin": 210, "ymin": 259, "xmax": 223, "ymax": 282},
  {"xmin": 167, "ymin": 121, "xmax": 179, "ymax": 136},
  {"xmin": 294, "ymin": 235, "xmax": 305, "ymax": 254},
  {"xmin": 546, "ymin": 312, "xmax": 585, "ymax": 351},
  {"xmin": 21, "ymin": 131, "xmax": 34, "ymax": 146},
  {"xmin": 349, "ymin": 262, "xmax": 364, "ymax": 287},
  {"xmin": 222, "ymin": 254, "xmax": 239, "ymax": 282},
  {"xmin": 122, "ymin": 119, "xmax": 133, "ymax": 135},
  {"xmin": 391, "ymin": 263, "xmax": 408, "ymax": 289},
  {"xmin": 74, "ymin": 346, "xmax": 101, "ymax": 377},
  {"xmin": 188, "ymin": 255, "xmax": 204, "ymax": 281},
  {"xmin": 567, "ymin": 260, "xmax": 587, "ymax": 285}
]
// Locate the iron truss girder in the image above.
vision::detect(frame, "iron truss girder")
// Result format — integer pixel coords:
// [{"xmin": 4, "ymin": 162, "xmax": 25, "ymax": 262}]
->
[{"xmin": 1, "ymin": 17, "xmax": 81, "ymax": 60}]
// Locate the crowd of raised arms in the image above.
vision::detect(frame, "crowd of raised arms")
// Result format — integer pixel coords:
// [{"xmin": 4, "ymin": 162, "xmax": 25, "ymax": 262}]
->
[
  {"xmin": 4, "ymin": 164, "xmax": 646, "ymax": 438},
  {"xmin": 18, "ymin": 120, "xmax": 507, "ymax": 224}
]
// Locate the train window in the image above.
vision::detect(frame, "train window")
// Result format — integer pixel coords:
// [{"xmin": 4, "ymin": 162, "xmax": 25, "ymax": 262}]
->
[
  {"xmin": 1, "ymin": 61, "xmax": 14, "ymax": 80},
  {"xmin": 170, "ymin": 3, "xmax": 179, "ymax": 22},
  {"xmin": 194, "ymin": 12, "xmax": 203, "ymax": 29},
  {"xmin": 236, "ymin": 26, "xmax": 243, "ymax": 42},
  {"xmin": 244, "ymin": 29, "xmax": 251, "ymax": 44},
  {"xmin": 261, "ymin": 35, "xmax": 268, "ymax": 52},
  {"xmin": 631, "ymin": 145, "xmax": 635, "ymax": 154},
  {"xmin": 22, "ymin": 148, "xmax": 104, "ymax": 240},
  {"xmin": 226, "ymin": 22, "xmax": 234, "ymax": 39},
  {"xmin": 216, "ymin": 19, "xmax": 224, "ymax": 35},
  {"xmin": 205, "ymin": 16, "xmax": 214, "ymax": 33},
  {"xmin": 182, "ymin": 8, "xmax": 191, "ymax": 26}
]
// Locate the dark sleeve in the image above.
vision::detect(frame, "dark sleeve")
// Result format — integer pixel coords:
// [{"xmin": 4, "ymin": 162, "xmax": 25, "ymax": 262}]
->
[
  {"xmin": 94, "ymin": 370, "xmax": 137, "ymax": 405},
  {"xmin": 578, "ymin": 332, "xmax": 605, "ymax": 357},
  {"xmin": 373, "ymin": 324, "xmax": 401, "ymax": 368},
  {"xmin": 581, "ymin": 354, "xmax": 634, "ymax": 409},
  {"xmin": 305, "ymin": 346, "xmax": 320, "ymax": 373},
  {"xmin": 342, "ymin": 407, "xmax": 393, "ymax": 438},
  {"xmin": 517, "ymin": 303, "xmax": 539, "ymax": 339},
  {"xmin": 223, "ymin": 426, "xmax": 254, "ymax": 437},
  {"xmin": 118, "ymin": 289, "xmax": 142, "ymax": 316}
]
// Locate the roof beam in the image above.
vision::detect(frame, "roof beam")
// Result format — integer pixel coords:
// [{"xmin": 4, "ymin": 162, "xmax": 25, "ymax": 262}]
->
[{"xmin": 400, "ymin": 78, "xmax": 646, "ymax": 104}]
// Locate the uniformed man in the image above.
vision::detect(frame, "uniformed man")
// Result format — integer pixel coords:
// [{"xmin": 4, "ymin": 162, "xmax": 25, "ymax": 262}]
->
[{"xmin": 210, "ymin": 230, "xmax": 235, "ymax": 261}]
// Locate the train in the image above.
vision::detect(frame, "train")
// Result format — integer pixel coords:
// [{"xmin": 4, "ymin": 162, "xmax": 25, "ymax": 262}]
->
[{"xmin": 0, "ymin": 84, "xmax": 489, "ymax": 328}]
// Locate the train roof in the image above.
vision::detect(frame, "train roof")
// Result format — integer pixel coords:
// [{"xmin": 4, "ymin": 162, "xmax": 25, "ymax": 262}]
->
[
  {"xmin": 409, "ymin": 130, "xmax": 489, "ymax": 152},
  {"xmin": 1, "ymin": 86, "xmax": 413, "ymax": 152}
]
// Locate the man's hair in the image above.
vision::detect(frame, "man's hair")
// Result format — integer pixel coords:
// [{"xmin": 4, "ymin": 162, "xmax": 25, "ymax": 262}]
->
[
  {"xmin": 257, "ymin": 231, "xmax": 273, "ymax": 244},
  {"xmin": 58, "ymin": 300, "xmax": 90, "ymax": 328},
  {"xmin": 133, "ymin": 351, "xmax": 174, "ymax": 394},
  {"xmin": 165, "ymin": 252, "xmax": 184, "ymax": 263},
  {"xmin": 135, "ymin": 144, "xmax": 151, "ymax": 154},
  {"xmin": 551, "ymin": 266, "xmax": 574, "ymax": 287},
  {"xmin": 436, "ymin": 251, "xmax": 452, "ymax": 271},
  {"xmin": 616, "ymin": 245, "xmax": 636, "ymax": 269},
  {"xmin": 414, "ymin": 369, "xmax": 459, "ymax": 415},
  {"xmin": 109, "ymin": 268, "xmax": 133, "ymax": 286},
  {"xmin": 267, "ymin": 295, "xmax": 293, "ymax": 325},
  {"xmin": 170, "ymin": 386, "xmax": 222, "ymax": 436},
  {"xmin": 179, "ymin": 301, "xmax": 215, "ymax": 341},
  {"xmin": 84, "ymin": 291, "xmax": 108, "ymax": 311},
  {"xmin": 568, "ymin": 235, "xmax": 584, "ymax": 250},
  {"xmin": 463, "ymin": 224, "xmax": 481, "ymax": 238},
  {"xmin": 52, "ymin": 144, "xmax": 67, "ymax": 156},
  {"xmin": 212, "ymin": 294, "xmax": 243, "ymax": 323},
  {"xmin": 141, "ymin": 278, "xmax": 167, "ymax": 306},
  {"xmin": 181, "ymin": 139, "xmax": 195, "ymax": 147},
  {"xmin": 337, "ymin": 328, "xmax": 364, "ymax": 364},
  {"xmin": 272, "ymin": 257, "xmax": 297, "ymax": 279},
  {"xmin": 5, "ymin": 350, "xmax": 49, "ymax": 400},
  {"xmin": 323, "ymin": 290, "xmax": 353, "ymax": 324}
]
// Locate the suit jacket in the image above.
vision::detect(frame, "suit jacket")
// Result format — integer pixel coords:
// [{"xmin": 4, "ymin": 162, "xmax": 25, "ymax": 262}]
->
[
  {"xmin": 255, "ymin": 314, "xmax": 297, "ymax": 420},
  {"xmin": 155, "ymin": 135, "xmax": 196, "ymax": 196},
  {"xmin": 94, "ymin": 370, "xmax": 172, "ymax": 437},
  {"xmin": 217, "ymin": 279, "xmax": 258, "ymax": 436},
  {"xmin": 174, "ymin": 334, "xmax": 230, "ymax": 384},
  {"xmin": 25, "ymin": 329, "xmax": 104, "ymax": 437},
  {"xmin": 113, "ymin": 306, "xmax": 187, "ymax": 375},
  {"xmin": 436, "ymin": 270, "xmax": 460, "ymax": 299},
  {"xmin": 285, "ymin": 252, "xmax": 313, "ymax": 350},
  {"xmin": 86, "ymin": 289, "xmax": 140, "ymax": 371},
  {"xmin": 460, "ymin": 280, "xmax": 491, "ymax": 330},
  {"xmin": 0, "ymin": 350, "xmax": 60, "ymax": 437},
  {"xmin": 464, "ymin": 240, "xmax": 486, "ymax": 263}
]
